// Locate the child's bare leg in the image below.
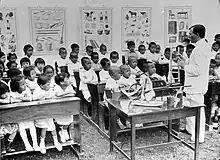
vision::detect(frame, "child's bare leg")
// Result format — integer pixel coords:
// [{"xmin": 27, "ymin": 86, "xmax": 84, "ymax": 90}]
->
[
  {"xmin": 29, "ymin": 125, "xmax": 40, "ymax": 151},
  {"xmin": 51, "ymin": 130, "xmax": 62, "ymax": 151},
  {"xmin": 18, "ymin": 123, "xmax": 32, "ymax": 151},
  {"xmin": 39, "ymin": 128, "xmax": 47, "ymax": 154}
]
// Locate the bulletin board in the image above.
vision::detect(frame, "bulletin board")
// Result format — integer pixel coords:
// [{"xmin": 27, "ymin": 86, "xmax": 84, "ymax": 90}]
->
[
  {"xmin": 80, "ymin": 7, "xmax": 112, "ymax": 51},
  {"xmin": 0, "ymin": 8, "xmax": 18, "ymax": 54},
  {"xmin": 29, "ymin": 7, "xmax": 66, "ymax": 54},
  {"xmin": 164, "ymin": 6, "xmax": 192, "ymax": 47},
  {"xmin": 121, "ymin": 7, "xmax": 151, "ymax": 51}
]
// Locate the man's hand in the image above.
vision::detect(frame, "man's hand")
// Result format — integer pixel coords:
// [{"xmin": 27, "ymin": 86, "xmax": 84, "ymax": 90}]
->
[{"xmin": 177, "ymin": 58, "xmax": 186, "ymax": 69}]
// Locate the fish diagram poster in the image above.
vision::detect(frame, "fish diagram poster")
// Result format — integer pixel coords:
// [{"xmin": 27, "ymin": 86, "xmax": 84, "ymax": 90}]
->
[
  {"xmin": 165, "ymin": 6, "xmax": 192, "ymax": 47},
  {"xmin": 81, "ymin": 7, "xmax": 112, "ymax": 51},
  {"xmin": 0, "ymin": 8, "xmax": 17, "ymax": 54},
  {"xmin": 122, "ymin": 7, "xmax": 151, "ymax": 51},
  {"xmin": 29, "ymin": 7, "xmax": 66, "ymax": 54}
]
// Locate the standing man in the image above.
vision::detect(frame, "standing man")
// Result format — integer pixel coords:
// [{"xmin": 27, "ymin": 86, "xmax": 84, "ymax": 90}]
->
[{"xmin": 177, "ymin": 24, "xmax": 210, "ymax": 143}]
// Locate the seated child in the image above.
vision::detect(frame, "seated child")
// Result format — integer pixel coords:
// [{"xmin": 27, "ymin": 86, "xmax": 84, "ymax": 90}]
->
[
  {"xmin": 55, "ymin": 47, "xmax": 69, "ymax": 74},
  {"xmin": 34, "ymin": 58, "xmax": 45, "ymax": 76},
  {"xmin": 137, "ymin": 45, "xmax": 147, "ymax": 59},
  {"xmin": 6, "ymin": 61, "xmax": 17, "ymax": 70},
  {"xmin": 128, "ymin": 56, "xmax": 141, "ymax": 78},
  {"xmin": 10, "ymin": 75, "xmax": 40, "ymax": 151},
  {"xmin": 68, "ymin": 52, "xmax": 82, "ymax": 72},
  {"xmin": 23, "ymin": 66, "xmax": 38, "ymax": 93},
  {"xmin": 110, "ymin": 51, "xmax": 121, "ymax": 67},
  {"xmin": 137, "ymin": 59, "xmax": 155, "ymax": 101},
  {"xmin": 99, "ymin": 44, "xmax": 109, "ymax": 60},
  {"xmin": 118, "ymin": 65, "xmax": 136, "ymax": 88},
  {"xmin": 146, "ymin": 61, "xmax": 166, "ymax": 82},
  {"xmin": 85, "ymin": 45, "xmax": 93, "ymax": 57},
  {"xmin": 79, "ymin": 57, "xmax": 98, "ymax": 102},
  {"xmin": 125, "ymin": 41, "xmax": 138, "ymax": 64},
  {"xmin": 158, "ymin": 48, "xmax": 170, "ymax": 64},
  {"xmin": 54, "ymin": 73, "xmax": 76, "ymax": 143},
  {"xmin": 0, "ymin": 83, "xmax": 19, "ymax": 153},
  {"xmin": 33, "ymin": 75, "xmax": 62, "ymax": 154},
  {"xmin": 43, "ymin": 65, "xmax": 56, "ymax": 90},
  {"xmin": 99, "ymin": 58, "xmax": 111, "ymax": 83},
  {"xmin": 91, "ymin": 52, "xmax": 101, "ymax": 71},
  {"xmin": 23, "ymin": 44, "xmax": 34, "ymax": 64},
  {"xmin": 20, "ymin": 57, "xmax": 31, "ymax": 70},
  {"xmin": 70, "ymin": 43, "xmax": 80, "ymax": 54}
]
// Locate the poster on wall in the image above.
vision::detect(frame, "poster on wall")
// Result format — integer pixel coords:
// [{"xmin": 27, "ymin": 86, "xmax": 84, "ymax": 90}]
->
[
  {"xmin": 0, "ymin": 8, "xmax": 17, "ymax": 54},
  {"xmin": 29, "ymin": 7, "xmax": 66, "ymax": 54},
  {"xmin": 121, "ymin": 7, "xmax": 151, "ymax": 51},
  {"xmin": 81, "ymin": 7, "xmax": 112, "ymax": 51},
  {"xmin": 164, "ymin": 6, "xmax": 192, "ymax": 47}
]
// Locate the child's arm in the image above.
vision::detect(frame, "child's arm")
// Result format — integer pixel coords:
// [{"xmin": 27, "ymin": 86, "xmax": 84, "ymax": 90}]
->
[{"xmin": 55, "ymin": 86, "xmax": 76, "ymax": 97}]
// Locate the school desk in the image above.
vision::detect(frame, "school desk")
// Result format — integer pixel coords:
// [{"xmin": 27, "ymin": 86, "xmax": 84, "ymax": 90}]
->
[
  {"xmin": 0, "ymin": 97, "xmax": 82, "ymax": 160},
  {"xmin": 107, "ymin": 99, "xmax": 202, "ymax": 160}
]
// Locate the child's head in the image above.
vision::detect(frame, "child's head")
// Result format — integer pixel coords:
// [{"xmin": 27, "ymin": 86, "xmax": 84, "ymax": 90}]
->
[
  {"xmin": 20, "ymin": 57, "xmax": 30, "ymax": 68},
  {"xmin": 100, "ymin": 58, "xmax": 110, "ymax": 71},
  {"xmin": 146, "ymin": 61, "xmax": 156, "ymax": 76},
  {"xmin": 0, "ymin": 61, "xmax": 5, "ymax": 72},
  {"xmin": 109, "ymin": 66, "xmax": 121, "ymax": 80},
  {"xmin": 81, "ymin": 57, "xmax": 91, "ymax": 71},
  {"xmin": 69, "ymin": 52, "xmax": 79, "ymax": 63},
  {"xmin": 43, "ymin": 65, "xmax": 54, "ymax": 79},
  {"xmin": 34, "ymin": 58, "xmax": 45, "ymax": 72},
  {"xmin": 91, "ymin": 52, "xmax": 99, "ymax": 64},
  {"xmin": 127, "ymin": 41, "xmax": 135, "ymax": 52},
  {"xmin": 155, "ymin": 44, "xmax": 161, "ymax": 53},
  {"xmin": 214, "ymin": 34, "xmax": 220, "ymax": 43},
  {"xmin": 215, "ymin": 53, "xmax": 220, "ymax": 66},
  {"xmin": 37, "ymin": 75, "xmax": 51, "ymax": 91},
  {"xmin": 0, "ymin": 52, "xmax": 6, "ymax": 63},
  {"xmin": 128, "ymin": 56, "xmax": 138, "ymax": 69},
  {"xmin": 212, "ymin": 42, "xmax": 220, "ymax": 52},
  {"xmin": 120, "ymin": 65, "xmax": 131, "ymax": 79},
  {"xmin": 100, "ymin": 44, "xmax": 107, "ymax": 55},
  {"xmin": 23, "ymin": 44, "xmax": 33, "ymax": 57},
  {"xmin": 137, "ymin": 58, "xmax": 148, "ymax": 73},
  {"xmin": 164, "ymin": 48, "xmax": 171, "ymax": 60},
  {"xmin": 0, "ymin": 82, "xmax": 9, "ymax": 99},
  {"xmin": 186, "ymin": 44, "xmax": 195, "ymax": 58},
  {"xmin": 10, "ymin": 74, "xmax": 26, "ymax": 93},
  {"xmin": 7, "ymin": 68, "xmax": 21, "ymax": 79},
  {"xmin": 148, "ymin": 42, "xmax": 156, "ymax": 53},
  {"xmin": 23, "ymin": 65, "xmax": 36, "ymax": 81},
  {"xmin": 86, "ymin": 45, "xmax": 93, "ymax": 56},
  {"xmin": 182, "ymin": 38, "xmax": 190, "ymax": 47},
  {"xmin": 55, "ymin": 72, "xmax": 70, "ymax": 87},
  {"xmin": 6, "ymin": 61, "xmax": 17, "ymax": 70},
  {"xmin": 70, "ymin": 43, "xmax": 79, "ymax": 54},
  {"xmin": 138, "ymin": 45, "xmax": 146, "ymax": 55},
  {"xmin": 7, "ymin": 53, "xmax": 17, "ymax": 62},
  {"xmin": 110, "ymin": 51, "xmax": 119, "ymax": 63},
  {"xmin": 59, "ymin": 47, "xmax": 67, "ymax": 60},
  {"xmin": 176, "ymin": 45, "xmax": 184, "ymax": 54}
]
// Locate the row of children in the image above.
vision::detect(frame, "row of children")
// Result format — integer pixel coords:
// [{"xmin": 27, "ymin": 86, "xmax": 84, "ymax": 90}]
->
[{"xmin": 0, "ymin": 64, "xmax": 76, "ymax": 154}]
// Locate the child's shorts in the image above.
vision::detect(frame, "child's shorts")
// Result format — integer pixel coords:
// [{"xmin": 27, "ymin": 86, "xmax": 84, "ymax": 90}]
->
[
  {"xmin": 0, "ymin": 123, "xmax": 18, "ymax": 138},
  {"xmin": 55, "ymin": 115, "xmax": 73, "ymax": 126},
  {"xmin": 34, "ymin": 118, "xmax": 55, "ymax": 131}
]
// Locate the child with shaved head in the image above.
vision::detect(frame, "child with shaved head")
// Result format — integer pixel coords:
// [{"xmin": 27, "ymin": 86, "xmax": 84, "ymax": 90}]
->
[
  {"xmin": 128, "ymin": 56, "xmax": 141, "ymax": 78},
  {"xmin": 118, "ymin": 65, "xmax": 136, "ymax": 88}
]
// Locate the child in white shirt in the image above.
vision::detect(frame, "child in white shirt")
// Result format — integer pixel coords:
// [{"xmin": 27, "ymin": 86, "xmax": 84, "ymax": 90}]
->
[
  {"xmin": 55, "ymin": 47, "xmax": 69, "ymax": 74},
  {"xmin": 128, "ymin": 56, "xmax": 141, "ymax": 78},
  {"xmin": 22, "ymin": 44, "xmax": 35, "ymax": 65},
  {"xmin": 33, "ymin": 75, "xmax": 62, "ymax": 154},
  {"xmin": 137, "ymin": 45, "xmax": 147, "ymax": 59},
  {"xmin": 34, "ymin": 58, "xmax": 45, "ymax": 76},
  {"xmin": 23, "ymin": 66, "xmax": 38, "ymax": 93},
  {"xmin": 43, "ymin": 65, "xmax": 56, "ymax": 90},
  {"xmin": 99, "ymin": 58, "xmax": 111, "ymax": 83},
  {"xmin": 10, "ymin": 75, "xmax": 40, "ymax": 152},
  {"xmin": 54, "ymin": 73, "xmax": 76, "ymax": 143},
  {"xmin": 146, "ymin": 61, "xmax": 166, "ymax": 82},
  {"xmin": 124, "ymin": 41, "xmax": 138, "ymax": 64},
  {"xmin": 68, "ymin": 52, "xmax": 82, "ymax": 73},
  {"xmin": 99, "ymin": 44, "xmax": 109, "ymax": 60},
  {"xmin": 91, "ymin": 52, "xmax": 102, "ymax": 71},
  {"xmin": 146, "ymin": 42, "xmax": 160, "ymax": 63},
  {"xmin": 118, "ymin": 65, "xmax": 136, "ymax": 88},
  {"xmin": 79, "ymin": 57, "xmax": 98, "ymax": 101}
]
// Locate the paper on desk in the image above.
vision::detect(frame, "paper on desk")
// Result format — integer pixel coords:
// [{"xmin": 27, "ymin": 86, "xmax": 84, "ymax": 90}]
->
[{"xmin": 120, "ymin": 99, "xmax": 132, "ymax": 114}]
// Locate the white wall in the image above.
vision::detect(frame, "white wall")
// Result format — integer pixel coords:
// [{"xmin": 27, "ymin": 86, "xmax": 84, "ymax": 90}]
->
[{"xmin": 2, "ymin": 0, "xmax": 220, "ymax": 64}]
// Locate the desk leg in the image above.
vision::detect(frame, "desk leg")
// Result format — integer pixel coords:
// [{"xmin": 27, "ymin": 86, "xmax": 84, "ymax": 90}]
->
[
  {"xmin": 131, "ymin": 117, "xmax": 135, "ymax": 160},
  {"xmin": 73, "ymin": 114, "xmax": 82, "ymax": 152},
  {"xmin": 0, "ymin": 137, "xmax": 1, "ymax": 160},
  {"xmin": 168, "ymin": 119, "xmax": 172, "ymax": 142},
  {"xmin": 194, "ymin": 107, "xmax": 201, "ymax": 160},
  {"xmin": 109, "ymin": 105, "xmax": 117, "ymax": 152}
]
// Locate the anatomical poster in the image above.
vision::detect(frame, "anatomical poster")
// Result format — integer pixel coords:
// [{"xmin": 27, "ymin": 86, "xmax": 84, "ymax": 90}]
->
[
  {"xmin": 164, "ymin": 6, "xmax": 192, "ymax": 47},
  {"xmin": 81, "ymin": 7, "xmax": 112, "ymax": 51},
  {"xmin": 0, "ymin": 8, "xmax": 17, "ymax": 54},
  {"xmin": 122, "ymin": 7, "xmax": 151, "ymax": 51},
  {"xmin": 29, "ymin": 7, "xmax": 66, "ymax": 54}
]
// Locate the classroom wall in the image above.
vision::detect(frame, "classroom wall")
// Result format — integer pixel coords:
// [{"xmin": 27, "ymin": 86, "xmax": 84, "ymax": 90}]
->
[{"xmin": 2, "ymin": 0, "xmax": 220, "ymax": 64}]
